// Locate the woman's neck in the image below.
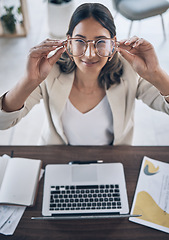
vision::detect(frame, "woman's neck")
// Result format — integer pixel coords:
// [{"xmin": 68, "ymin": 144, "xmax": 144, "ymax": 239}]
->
[{"xmin": 74, "ymin": 68, "xmax": 100, "ymax": 94}]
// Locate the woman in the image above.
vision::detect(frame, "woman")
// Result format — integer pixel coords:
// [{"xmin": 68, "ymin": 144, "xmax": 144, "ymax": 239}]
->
[{"xmin": 0, "ymin": 3, "xmax": 169, "ymax": 145}]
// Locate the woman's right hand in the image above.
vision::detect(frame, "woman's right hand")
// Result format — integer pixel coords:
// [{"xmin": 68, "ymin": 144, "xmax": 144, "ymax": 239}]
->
[
  {"xmin": 1, "ymin": 39, "xmax": 65, "ymax": 112},
  {"xmin": 25, "ymin": 39, "xmax": 66, "ymax": 86}
]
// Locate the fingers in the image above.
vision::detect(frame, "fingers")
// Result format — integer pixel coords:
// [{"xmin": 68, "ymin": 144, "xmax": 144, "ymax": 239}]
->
[
  {"xmin": 117, "ymin": 36, "xmax": 159, "ymax": 78},
  {"xmin": 121, "ymin": 36, "xmax": 140, "ymax": 45},
  {"xmin": 29, "ymin": 38, "xmax": 65, "ymax": 58},
  {"xmin": 117, "ymin": 36, "xmax": 149, "ymax": 63},
  {"xmin": 116, "ymin": 36, "xmax": 140, "ymax": 64},
  {"xmin": 26, "ymin": 39, "xmax": 66, "ymax": 82},
  {"xmin": 48, "ymin": 46, "xmax": 66, "ymax": 65},
  {"xmin": 117, "ymin": 36, "xmax": 144, "ymax": 51}
]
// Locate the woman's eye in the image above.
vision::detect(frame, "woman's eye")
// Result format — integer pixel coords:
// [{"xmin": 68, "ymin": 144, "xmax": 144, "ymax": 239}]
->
[
  {"xmin": 75, "ymin": 39, "xmax": 85, "ymax": 44},
  {"xmin": 98, "ymin": 40, "xmax": 106, "ymax": 44}
]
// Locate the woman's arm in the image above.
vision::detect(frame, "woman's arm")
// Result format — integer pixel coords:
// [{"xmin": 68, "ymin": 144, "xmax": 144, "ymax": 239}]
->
[
  {"xmin": 2, "ymin": 39, "xmax": 65, "ymax": 112},
  {"xmin": 117, "ymin": 36, "xmax": 169, "ymax": 102}
]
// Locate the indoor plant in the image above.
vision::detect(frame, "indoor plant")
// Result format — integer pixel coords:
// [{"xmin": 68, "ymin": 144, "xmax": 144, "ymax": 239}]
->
[
  {"xmin": 47, "ymin": 0, "xmax": 74, "ymax": 38},
  {"xmin": 1, "ymin": 6, "xmax": 16, "ymax": 34}
]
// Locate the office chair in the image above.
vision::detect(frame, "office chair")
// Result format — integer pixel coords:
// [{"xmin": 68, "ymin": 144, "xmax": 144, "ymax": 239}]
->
[{"xmin": 112, "ymin": 0, "xmax": 169, "ymax": 39}]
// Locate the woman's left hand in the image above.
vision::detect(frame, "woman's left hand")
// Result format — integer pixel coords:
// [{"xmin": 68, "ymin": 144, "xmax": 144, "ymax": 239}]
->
[{"xmin": 117, "ymin": 36, "xmax": 160, "ymax": 82}]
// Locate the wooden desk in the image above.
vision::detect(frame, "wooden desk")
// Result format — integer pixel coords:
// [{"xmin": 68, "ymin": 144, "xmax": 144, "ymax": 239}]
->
[{"xmin": 0, "ymin": 145, "xmax": 169, "ymax": 240}]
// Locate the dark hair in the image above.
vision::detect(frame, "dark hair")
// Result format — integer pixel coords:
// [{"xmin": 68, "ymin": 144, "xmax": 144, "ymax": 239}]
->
[{"xmin": 57, "ymin": 3, "xmax": 123, "ymax": 89}]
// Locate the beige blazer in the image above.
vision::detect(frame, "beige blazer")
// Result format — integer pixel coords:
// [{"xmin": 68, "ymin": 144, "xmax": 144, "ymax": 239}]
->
[{"xmin": 0, "ymin": 57, "xmax": 169, "ymax": 145}]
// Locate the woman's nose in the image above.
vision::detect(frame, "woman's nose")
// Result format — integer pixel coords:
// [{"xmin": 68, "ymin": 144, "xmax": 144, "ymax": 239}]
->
[{"xmin": 85, "ymin": 43, "xmax": 96, "ymax": 58}]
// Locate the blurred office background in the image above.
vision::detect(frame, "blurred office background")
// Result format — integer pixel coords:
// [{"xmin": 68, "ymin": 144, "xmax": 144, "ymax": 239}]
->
[{"xmin": 0, "ymin": 0, "xmax": 169, "ymax": 145}]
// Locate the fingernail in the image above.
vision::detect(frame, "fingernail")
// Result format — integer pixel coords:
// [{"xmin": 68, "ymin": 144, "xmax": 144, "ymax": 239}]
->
[
  {"xmin": 116, "ymin": 42, "xmax": 120, "ymax": 47},
  {"xmin": 132, "ymin": 43, "xmax": 138, "ymax": 48}
]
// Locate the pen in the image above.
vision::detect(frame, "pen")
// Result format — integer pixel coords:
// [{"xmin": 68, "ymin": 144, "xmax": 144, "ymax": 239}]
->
[{"xmin": 69, "ymin": 160, "xmax": 103, "ymax": 165}]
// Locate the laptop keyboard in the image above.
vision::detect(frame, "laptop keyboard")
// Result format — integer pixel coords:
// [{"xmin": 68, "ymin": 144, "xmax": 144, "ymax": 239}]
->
[{"xmin": 49, "ymin": 184, "xmax": 122, "ymax": 212}]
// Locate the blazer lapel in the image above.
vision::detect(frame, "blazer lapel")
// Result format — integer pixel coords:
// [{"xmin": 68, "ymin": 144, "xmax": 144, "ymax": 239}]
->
[{"xmin": 106, "ymin": 81, "xmax": 125, "ymax": 145}]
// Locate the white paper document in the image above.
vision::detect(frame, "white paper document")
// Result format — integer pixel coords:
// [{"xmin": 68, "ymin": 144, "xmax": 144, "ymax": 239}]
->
[
  {"xmin": 129, "ymin": 156, "xmax": 169, "ymax": 233},
  {"xmin": 0, "ymin": 205, "xmax": 26, "ymax": 235}
]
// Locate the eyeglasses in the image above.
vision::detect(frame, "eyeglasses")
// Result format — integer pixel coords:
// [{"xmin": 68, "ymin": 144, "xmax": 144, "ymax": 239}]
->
[{"xmin": 63, "ymin": 37, "xmax": 116, "ymax": 58}]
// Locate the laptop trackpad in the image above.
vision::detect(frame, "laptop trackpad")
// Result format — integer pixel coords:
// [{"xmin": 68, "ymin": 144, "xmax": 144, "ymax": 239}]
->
[{"xmin": 72, "ymin": 165, "xmax": 98, "ymax": 182}]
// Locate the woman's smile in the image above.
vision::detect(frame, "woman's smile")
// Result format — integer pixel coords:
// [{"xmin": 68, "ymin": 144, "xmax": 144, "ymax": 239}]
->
[{"xmin": 81, "ymin": 59, "xmax": 99, "ymax": 67}]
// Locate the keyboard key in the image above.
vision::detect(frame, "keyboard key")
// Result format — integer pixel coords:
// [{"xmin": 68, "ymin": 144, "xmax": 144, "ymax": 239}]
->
[
  {"xmin": 50, "ymin": 204, "xmax": 56, "ymax": 208},
  {"xmin": 113, "ymin": 193, "xmax": 120, "ymax": 197},
  {"xmin": 51, "ymin": 190, "xmax": 60, "ymax": 194},
  {"xmin": 76, "ymin": 185, "xmax": 99, "ymax": 189},
  {"xmin": 114, "ymin": 198, "xmax": 121, "ymax": 201}
]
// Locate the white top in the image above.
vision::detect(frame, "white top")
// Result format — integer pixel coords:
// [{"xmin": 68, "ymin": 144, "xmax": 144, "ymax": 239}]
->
[{"xmin": 61, "ymin": 95, "xmax": 114, "ymax": 145}]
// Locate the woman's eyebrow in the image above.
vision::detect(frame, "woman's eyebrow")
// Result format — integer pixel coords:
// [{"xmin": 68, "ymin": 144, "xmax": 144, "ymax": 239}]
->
[
  {"xmin": 75, "ymin": 34, "xmax": 86, "ymax": 38},
  {"xmin": 95, "ymin": 35, "xmax": 108, "ymax": 39},
  {"xmin": 74, "ymin": 34, "xmax": 109, "ymax": 39}
]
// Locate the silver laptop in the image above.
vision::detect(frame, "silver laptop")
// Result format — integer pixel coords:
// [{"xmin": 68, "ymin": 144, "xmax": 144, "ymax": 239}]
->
[{"xmin": 34, "ymin": 161, "xmax": 140, "ymax": 220}]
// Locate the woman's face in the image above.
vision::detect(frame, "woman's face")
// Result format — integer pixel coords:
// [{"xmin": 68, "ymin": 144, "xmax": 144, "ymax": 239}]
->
[{"xmin": 70, "ymin": 17, "xmax": 112, "ymax": 75}]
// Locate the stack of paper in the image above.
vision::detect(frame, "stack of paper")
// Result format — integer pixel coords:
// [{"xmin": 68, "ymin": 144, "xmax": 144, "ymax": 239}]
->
[
  {"xmin": 130, "ymin": 156, "xmax": 169, "ymax": 233},
  {"xmin": 0, "ymin": 155, "xmax": 44, "ymax": 235},
  {"xmin": 0, "ymin": 155, "xmax": 42, "ymax": 206}
]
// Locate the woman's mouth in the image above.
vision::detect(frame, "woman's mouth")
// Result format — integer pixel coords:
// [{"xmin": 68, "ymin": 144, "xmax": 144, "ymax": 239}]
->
[{"xmin": 81, "ymin": 60, "xmax": 99, "ymax": 66}]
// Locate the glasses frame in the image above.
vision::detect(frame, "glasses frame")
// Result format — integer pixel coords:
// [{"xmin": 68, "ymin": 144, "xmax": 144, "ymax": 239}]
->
[{"xmin": 62, "ymin": 37, "xmax": 117, "ymax": 60}]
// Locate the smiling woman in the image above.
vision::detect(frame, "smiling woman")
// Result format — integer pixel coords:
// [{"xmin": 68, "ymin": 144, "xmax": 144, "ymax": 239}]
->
[
  {"xmin": 0, "ymin": 3, "xmax": 169, "ymax": 146},
  {"xmin": 58, "ymin": 3, "xmax": 122, "ymax": 89}
]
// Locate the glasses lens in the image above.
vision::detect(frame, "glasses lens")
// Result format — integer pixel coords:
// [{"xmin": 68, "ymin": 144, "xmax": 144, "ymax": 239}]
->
[
  {"xmin": 66, "ymin": 39, "xmax": 86, "ymax": 57},
  {"xmin": 96, "ymin": 39, "xmax": 115, "ymax": 57}
]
